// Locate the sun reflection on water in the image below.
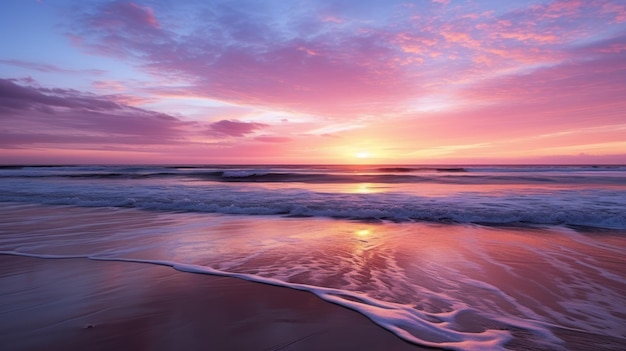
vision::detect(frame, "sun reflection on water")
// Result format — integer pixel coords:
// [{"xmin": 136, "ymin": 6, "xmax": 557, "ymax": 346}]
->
[
  {"xmin": 355, "ymin": 228, "xmax": 371, "ymax": 238},
  {"xmin": 353, "ymin": 183, "xmax": 380, "ymax": 194}
]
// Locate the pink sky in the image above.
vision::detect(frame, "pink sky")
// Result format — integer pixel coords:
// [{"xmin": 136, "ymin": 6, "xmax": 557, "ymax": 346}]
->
[{"xmin": 1, "ymin": 0, "xmax": 625, "ymax": 164}]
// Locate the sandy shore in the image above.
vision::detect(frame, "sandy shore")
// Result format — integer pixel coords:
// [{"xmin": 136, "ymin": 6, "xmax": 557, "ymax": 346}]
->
[
  {"xmin": 0, "ymin": 255, "xmax": 428, "ymax": 351},
  {"xmin": 1, "ymin": 204, "xmax": 624, "ymax": 350}
]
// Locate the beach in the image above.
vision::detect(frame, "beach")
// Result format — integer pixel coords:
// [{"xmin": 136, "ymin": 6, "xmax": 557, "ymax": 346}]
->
[
  {"xmin": 0, "ymin": 254, "xmax": 428, "ymax": 351},
  {"xmin": 0, "ymin": 165, "xmax": 625, "ymax": 350},
  {"xmin": 1, "ymin": 202, "xmax": 625, "ymax": 350}
]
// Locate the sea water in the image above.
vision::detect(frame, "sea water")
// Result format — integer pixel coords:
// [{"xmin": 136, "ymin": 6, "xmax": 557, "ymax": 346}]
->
[{"xmin": 0, "ymin": 165, "xmax": 625, "ymax": 350}]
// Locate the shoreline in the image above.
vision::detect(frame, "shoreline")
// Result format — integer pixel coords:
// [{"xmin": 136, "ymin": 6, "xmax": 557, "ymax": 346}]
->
[
  {"xmin": 1, "ymin": 203, "xmax": 625, "ymax": 350},
  {"xmin": 0, "ymin": 254, "xmax": 429, "ymax": 351}
]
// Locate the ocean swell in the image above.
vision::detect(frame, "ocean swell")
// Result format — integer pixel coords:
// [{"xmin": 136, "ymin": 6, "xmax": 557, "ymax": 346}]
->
[{"xmin": 1, "ymin": 179, "xmax": 625, "ymax": 229}]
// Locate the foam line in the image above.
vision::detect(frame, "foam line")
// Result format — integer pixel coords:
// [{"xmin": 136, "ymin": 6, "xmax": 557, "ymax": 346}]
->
[{"xmin": 0, "ymin": 250, "xmax": 516, "ymax": 351}]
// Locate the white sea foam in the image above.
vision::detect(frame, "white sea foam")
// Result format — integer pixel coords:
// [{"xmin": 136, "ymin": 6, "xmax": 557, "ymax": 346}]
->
[{"xmin": 0, "ymin": 250, "xmax": 512, "ymax": 351}]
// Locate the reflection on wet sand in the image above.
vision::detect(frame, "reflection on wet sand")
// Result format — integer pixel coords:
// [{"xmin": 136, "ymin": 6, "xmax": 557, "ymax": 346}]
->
[{"xmin": 1, "ymin": 204, "xmax": 624, "ymax": 350}]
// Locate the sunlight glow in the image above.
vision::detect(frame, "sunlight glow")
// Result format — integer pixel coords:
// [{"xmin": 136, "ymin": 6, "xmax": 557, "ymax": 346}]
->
[
  {"xmin": 355, "ymin": 229, "xmax": 371, "ymax": 238},
  {"xmin": 355, "ymin": 183, "xmax": 372, "ymax": 194},
  {"xmin": 1, "ymin": 0, "xmax": 624, "ymax": 164}
]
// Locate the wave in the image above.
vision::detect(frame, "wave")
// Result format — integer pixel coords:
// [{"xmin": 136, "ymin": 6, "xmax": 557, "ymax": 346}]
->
[
  {"xmin": 1, "ymin": 165, "xmax": 625, "ymax": 185},
  {"xmin": 1, "ymin": 165, "xmax": 624, "ymax": 229},
  {"xmin": 376, "ymin": 167, "xmax": 467, "ymax": 172},
  {"xmin": 1, "ymin": 181, "xmax": 625, "ymax": 229}
]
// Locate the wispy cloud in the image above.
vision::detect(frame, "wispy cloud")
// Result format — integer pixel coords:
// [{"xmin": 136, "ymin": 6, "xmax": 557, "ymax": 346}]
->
[
  {"xmin": 0, "ymin": 78, "xmax": 189, "ymax": 147},
  {"xmin": 1, "ymin": 0, "xmax": 625, "ymax": 163},
  {"xmin": 254, "ymin": 136, "xmax": 292, "ymax": 143},
  {"xmin": 0, "ymin": 59, "xmax": 106, "ymax": 75},
  {"xmin": 209, "ymin": 119, "xmax": 267, "ymax": 137},
  {"xmin": 65, "ymin": 0, "xmax": 626, "ymax": 120}
]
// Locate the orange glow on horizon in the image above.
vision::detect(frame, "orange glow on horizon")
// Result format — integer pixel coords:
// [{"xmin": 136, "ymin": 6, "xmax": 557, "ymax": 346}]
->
[{"xmin": 1, "ymin": 1, "xmax": 625, "ymax": 165}]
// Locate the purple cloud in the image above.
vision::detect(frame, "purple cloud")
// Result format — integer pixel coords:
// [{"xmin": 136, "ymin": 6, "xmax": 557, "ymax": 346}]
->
[
  {"xmin": 74, "ymin": 1, "xmax": 169, "ymax": 58},
  {"xmin": 0, "ymin": 78, "xmax": 121, "ymax": 111},
  {"xmin": 461, "ymin": 32, "xmax": 626, "ymax": 107},
  {"xmin": 87, "ymin": 1, "xmax": 160, "ymax": 32},
  {"xmin": 69, "ymin": 1, "xmax": 416, "ymax": 114},
  {"xmin": 0, "ymin": 78, "xmax": 190, "ymax": 146},
  {"xmin": 209, "ymin": 119, "xmax": 267, "ymax": 137},
  {"xmin": 0, "ymin": 59, "xmax": 106, "ymax": 75},
  {"xmin": 63, "ymin": 0, "xmax": 626, "ymax": 122},
  {"xmin": 254, "ymin": 136, "xmax": 292, "ymax": 143}
]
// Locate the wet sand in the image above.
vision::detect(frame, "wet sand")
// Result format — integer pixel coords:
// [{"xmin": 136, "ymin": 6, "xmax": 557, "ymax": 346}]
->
[
  {"xmin": 1, "ymin": 204, "xmax": 625, "ymax": 350},
  {"xmin": 0, "ymin": 255, "xmax": 428, "ymax": 351}
]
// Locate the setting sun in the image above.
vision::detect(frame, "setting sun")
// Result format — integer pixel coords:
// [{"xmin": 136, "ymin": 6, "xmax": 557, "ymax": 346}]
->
[{"xmin": 0, "ymin": 1, "xmax": 624, "ymax": 165}]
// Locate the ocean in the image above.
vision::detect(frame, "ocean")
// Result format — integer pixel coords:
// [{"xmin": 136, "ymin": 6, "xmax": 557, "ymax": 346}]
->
[{"xmin": 1, "ymin": 164, "xmax": 625, "ymax": 350}]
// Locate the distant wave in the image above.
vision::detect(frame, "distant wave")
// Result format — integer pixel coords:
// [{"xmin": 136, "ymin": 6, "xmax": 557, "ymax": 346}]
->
[
  {"xmin": 1, "ymin": 165, "xmax": 625, "ymax": 185},
  {"xmin": 376, "ymin": 167, "xmax": 466, "ymax": 173}
]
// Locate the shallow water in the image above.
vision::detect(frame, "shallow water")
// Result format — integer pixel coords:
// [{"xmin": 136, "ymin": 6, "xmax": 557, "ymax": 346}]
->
[
  {"xmin": 1, "ymin": 164, "xmax": 625, "ymax": 229},
  {"xmin": 1, "ymin": 164, "xmax": 625, "ymax": 349},
  {"xmin": 1, "ymin": 203, "xmax": 624, "ymax": 350}
]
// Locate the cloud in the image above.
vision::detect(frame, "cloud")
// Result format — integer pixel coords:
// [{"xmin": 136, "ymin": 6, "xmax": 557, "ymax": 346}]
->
[
  {"xmin": 68, "ymin": 1, "xmax": 420, "ymax": 115},
  {"xmin": 73, "ymin": 1, "xmax": 169, "ymax": 58},
  {"xmin": 0, "ymin": 78, "xmax": 120, "ymax": 111},
  {"xmin": 65, "ymin": 0, "xmax": 625, "ymax": 119},
  {"xmin": 4, "ymin": 0, "xmax": 625, "ymax": 164},
  {"xmin": 0, "ymin": 78, "xmax": 190, "ymax": 147},
  {"xmin": 0, "ymin": 59, "xmax": 106, "ymax": 75},
  {"xmin": 89, "ymin": 1, "xmax": 160, "ymax": 30},
  {"xmin": 209, "ymin": 119, "xmax": 267, "ymax": 137},
  {"xmin": 601, "ymin": 1, "xmax": 626, "ymax": 23},
  {"xmin": 92, "ymin": 80, "xmax": 126, "ymax": 91},
  {"xmin": 460, "ymin": 32, "xmax": 626, "ymax": 107},
  {"xmin": 254, "ymin": 136, "xmax": 292, "ymax": 143}
]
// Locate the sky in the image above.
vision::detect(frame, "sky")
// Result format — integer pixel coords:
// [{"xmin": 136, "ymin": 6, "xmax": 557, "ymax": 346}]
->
[{"xmin": 1, "ymin": 0, "xmax": 625, "ymax": 165}]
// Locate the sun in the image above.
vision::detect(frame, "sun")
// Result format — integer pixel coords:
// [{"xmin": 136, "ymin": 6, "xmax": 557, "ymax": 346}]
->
[{"xmin": 355, "ymin": 151, "xmax": 370, "ymax": 159}]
